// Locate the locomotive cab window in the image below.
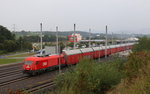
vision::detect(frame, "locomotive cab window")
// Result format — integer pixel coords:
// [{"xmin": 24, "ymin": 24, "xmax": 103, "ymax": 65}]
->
[{"xmin": 24, "ymin": 61, "xmax": 32, "ymax": 65}]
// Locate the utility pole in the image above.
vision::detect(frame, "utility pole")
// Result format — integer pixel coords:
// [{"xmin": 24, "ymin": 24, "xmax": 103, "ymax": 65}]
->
[
  {"xmin": 99, "ymin": 34, "xmax": 101, "ymax": 61},
  {"xmin": 120, "ymin": 32, "xmax": 123, "ymax": 52},
  {"xmin": 40, "ymin": 23, "xmax": 43, "ymax": 55},
  {"xmin": 13, "ymin": 24, "xmax": 16, "ymax": 32},
  {"xmin": 112, "ymin": 32, "xmax": 113, "ymax": 45},
  {"xmin": 89, "ymin": 28, "xmax": 91, "ymax": 47},
  {"xmin": 59, "ymin": 46, "xmax": 61, "ymax": 74},
  {"xmin": 121, "ymin": 32, "xmax": 123, "ymax": 44},
  {"xmin": 120, "ymin": 32, "xmax": 123, "ymax": 45},
  {"xmin": 111, "ymin": 32, "xmax": 114, "ymax": 54},
  {"xmin": 56, "ymin": 26, "xmax": 61, "ymax": 74},
  {"xmin": 56, "ymin": 26, "xmax": 59, "ymax": 54},
  {"xmin": 73, "ymin": 24, "xmax": 76, "ymax": 49},
  {"xmin": 122, "ymin": 32, "xmax": 125, "ymax": 53},
  {"xmin": 105, "ymin": 25, "xmax": 108, "ymax": 58}
]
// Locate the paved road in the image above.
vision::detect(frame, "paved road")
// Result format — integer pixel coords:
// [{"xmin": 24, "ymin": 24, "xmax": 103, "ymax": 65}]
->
[
  {"xmin": 0, "ymin": 52, "xmax": 31, "ymax": 59},
  {"xmin": 0, "ymin": 52, "xmax": 29, "ymax": 58}
]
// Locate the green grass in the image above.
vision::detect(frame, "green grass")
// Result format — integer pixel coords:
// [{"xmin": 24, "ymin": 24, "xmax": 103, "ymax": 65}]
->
[
  {"xmin": 0, "ymin": 59, "xmax": 23, "ymax": 65},
  {"xmin": 0, "ymin": 51, "xmax": 27, "ymax": 55},
  {"xmin": 7, "ymin": 53, "xmax": 35, "ymax": 58}
]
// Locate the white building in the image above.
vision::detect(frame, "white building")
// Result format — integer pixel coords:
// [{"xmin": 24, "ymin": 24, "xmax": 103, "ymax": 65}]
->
[
  {"xmin": 71, "ymin": 33, "xmax": 82, "ymax": 41},
  {"xmin": 125, "ymin": 37, "xmax": 139, "ymax": 42}
]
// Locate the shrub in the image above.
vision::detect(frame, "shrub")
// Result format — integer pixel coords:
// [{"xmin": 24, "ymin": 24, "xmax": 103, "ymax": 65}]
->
[
  {"xmin": 124, "ymin": 52, "xmax": 150, "ymax": 79},
  {"xmin": 107, "ymin": 52, "xmax": 150, "ymax": 94},
  {"xmin": 133, "ymin": 36, "xmax": 150, "ymax": 52},
  {"xmin": 52, "ymin": 58, "xmax": 125, "ymax": 94}
]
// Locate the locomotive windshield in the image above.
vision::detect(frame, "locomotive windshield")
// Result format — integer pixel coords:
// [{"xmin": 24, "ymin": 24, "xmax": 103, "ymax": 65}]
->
[{"xmin": 24, "ymin": 61, "xmax": 32, "ymax": 65}]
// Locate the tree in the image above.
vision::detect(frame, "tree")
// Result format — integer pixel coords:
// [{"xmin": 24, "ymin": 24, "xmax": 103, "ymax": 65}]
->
[
  {"xmin": 0, "ymin": 25, "xmax": 14, "ymax": 43},
  {"xmin": 3, "ymin": 40, "xmax": 17, "ymax": 52},
  {"xmin": 133, "ymin": 36, "xmax": 150, "ymax": 52},
  {"xmin": 17, "ymin": 36, "xmax": 32, "ymax": 51},
  {"xmin": 0, "ymin": 25, "xmax": 32, "ymax": 53}
]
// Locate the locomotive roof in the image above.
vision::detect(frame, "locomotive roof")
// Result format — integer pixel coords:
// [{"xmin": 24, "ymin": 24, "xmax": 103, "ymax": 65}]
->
[{"xmin": 25, "ymin": 55, "xmax": 60, "ymax": 61}]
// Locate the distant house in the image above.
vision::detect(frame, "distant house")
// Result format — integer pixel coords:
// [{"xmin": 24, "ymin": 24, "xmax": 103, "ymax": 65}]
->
[
  {"xmin": 68, "ymin": 33, "xmax": 82, "ymax": 42},
  {"xmin": 125, "ymin": 37, "xmax": 139, "ymax": 42}
]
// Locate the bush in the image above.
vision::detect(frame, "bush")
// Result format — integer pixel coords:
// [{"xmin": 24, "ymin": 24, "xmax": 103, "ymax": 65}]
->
[
  {"xmin": 108, "ymin": 52, "xmax": 150, "ymax": 94},
  {"xmin": 52, "ymin": 58, "xmax": 125, "ymax": 94},
  {"xmin": 133, "ymin": 36, "xmax": 150, "ymax": 52},
  {"xmin": 124, "ymin": 52, "xmax": 150, "ymax": 79},
  {"xmin": 3, "ymin": 40, "xmax": 18, "ymax": 52}
]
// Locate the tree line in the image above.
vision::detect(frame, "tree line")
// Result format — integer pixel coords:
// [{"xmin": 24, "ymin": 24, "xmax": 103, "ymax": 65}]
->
[
  {"xmin": 0, "ymin": 25, "xmax": 32, "ymax": 54},
  {"xmin": 22, "ymin": 35, "xmax": 67, "ymax": 43},
  {"xmin": 133, "ymin": 36, "xmax": 150, "ymax": 52}
]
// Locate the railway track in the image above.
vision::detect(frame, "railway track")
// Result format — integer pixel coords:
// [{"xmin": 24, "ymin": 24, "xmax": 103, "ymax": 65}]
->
[
  {"xmin": 25, "ymin": 79, "xmax": 55, "ymax": 93},
  {"xmin": 0, "ymin": 65, "xmax": 22, "ymax": 79},
  {"xmin": 0, "ymin": 73, "xmax": 23, "ymax": 80},
  {"xmin": 0, "ymin": 76, "xmax": 29, "ymax": 87},
  {"xmin": 0, "ymin": 63, "xmax": 27, "ymax": 87},
  {"xmin": 0, "ymin": 70, "xmax": 21, "ymax": 76},
  {"xmin": 0, "ymin": 61, "xmax": 22, "ymax": 78},
  {"xmin": 0, "ymin": 65, "xmax": 21, "ymax": 72},
  {"xmin": 0, "ymin": 64, "xmax": 68, "ymax": 94},
  {"xmin": 0, "ymin": 62, "xmax": 21, "ymax": 67}
]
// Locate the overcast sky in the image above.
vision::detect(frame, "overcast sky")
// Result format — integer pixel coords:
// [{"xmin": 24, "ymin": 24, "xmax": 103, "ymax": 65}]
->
[{"xmin": 0, "ymin": 0, "xmax": 150, "ymax": 34}]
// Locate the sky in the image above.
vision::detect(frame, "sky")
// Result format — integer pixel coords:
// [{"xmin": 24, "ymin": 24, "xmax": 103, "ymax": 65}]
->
[{"xmin": 0, "ymin": 0, "xmax": 150, "ymax": 34}]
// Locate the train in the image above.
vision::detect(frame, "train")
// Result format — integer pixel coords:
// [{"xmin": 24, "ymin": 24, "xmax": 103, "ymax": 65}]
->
[{"xmin": 22, "ymin": 43, "xmax": 134, "ymax": 75}]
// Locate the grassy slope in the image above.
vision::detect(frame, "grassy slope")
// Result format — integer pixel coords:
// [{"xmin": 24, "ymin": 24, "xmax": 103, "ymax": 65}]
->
[
  {"xmin": 0, "ymin": 53, "xmax": 34, "ymax": 65},
  {"xmin": 0, "ymin": 59, "xmax": 23, "ymax": 64},
  {"xmin": 6, "ymin": 53, "xmax": 35, "ymax": 58},
  {"xmin": 107, "ymin": 52, "xmax": 150, "ymax": 94}
]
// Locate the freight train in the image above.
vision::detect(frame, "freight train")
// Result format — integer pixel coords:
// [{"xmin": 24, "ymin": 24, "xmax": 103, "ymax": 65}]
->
[{"xmin": 22, "ymin": 43, "xmax": 134, "ymax": 75}]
